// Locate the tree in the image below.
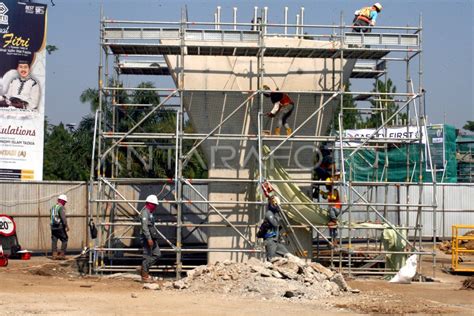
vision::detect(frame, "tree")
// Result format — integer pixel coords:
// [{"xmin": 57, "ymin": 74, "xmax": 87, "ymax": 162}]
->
[
  {"xmin": 44, "ymin": 123, "xmax": 80, "ymax": 180},
  {"xmin": 332, "ymin": 82, "xmax": 361, "ymax": 130},
  {"xmin": 463, "ymin": 121, "xmax": 474, "ymax": 132},
  {"xmin": 362, "ymin": 79, "xmax": 406, "ymax": 128}
]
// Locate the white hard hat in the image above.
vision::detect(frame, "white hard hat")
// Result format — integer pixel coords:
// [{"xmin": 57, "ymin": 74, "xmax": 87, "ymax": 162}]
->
[
  {"xmin": 373, "ymin": 3, "xmax": 383, "ymax": 11},
  {"xmin": 58, "ymin": 194, "xmax": 68, "ymax": 202},
  {"xmin": 145, "ymin": 195, "xmax": 158, "ymax": 205}
]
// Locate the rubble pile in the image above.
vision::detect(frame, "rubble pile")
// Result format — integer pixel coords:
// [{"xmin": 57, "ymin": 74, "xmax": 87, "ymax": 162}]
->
[{"xmin": 165, "ymin": 254, "xmax": 352, "ymax": 300}]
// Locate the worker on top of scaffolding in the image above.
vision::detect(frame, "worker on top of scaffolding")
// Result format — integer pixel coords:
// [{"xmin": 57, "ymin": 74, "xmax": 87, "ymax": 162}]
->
[
  {"xmin": 352, "ymin": 2, "xmax": 383, "ymax": 33},
  {"xmin": 257, "ymin": 195, "xmax": 290, "ymax": 260},
  {"xmin": 320, "ymin": 171, "xmax": 342, "ymax": 246},
  {"xmin": 263, "ymin": 85, "xmax": 295, "ymax": 136},
  {"xmin": 140, "ymin": 194, "xmax": 161, "ymax": 283}
]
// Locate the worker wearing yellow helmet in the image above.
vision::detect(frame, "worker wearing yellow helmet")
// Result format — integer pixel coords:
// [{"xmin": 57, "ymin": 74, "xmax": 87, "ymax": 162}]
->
[{"xmin": 352, "ymin": 3, "xmax": 383, "ymax": 33}]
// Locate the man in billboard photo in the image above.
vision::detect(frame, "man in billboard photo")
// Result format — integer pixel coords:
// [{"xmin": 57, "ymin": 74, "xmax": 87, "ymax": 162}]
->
[{"xmin": 0, "ymin": 60, "xmax": 40, "ymax": 111}]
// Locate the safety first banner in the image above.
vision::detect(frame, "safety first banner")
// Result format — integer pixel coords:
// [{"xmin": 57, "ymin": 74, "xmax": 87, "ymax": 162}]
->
[
  {"xmin": 0, "ymin": 0, "xmax": 47, "ymax": 180},
  {"xmin": 342, "ymin": 126, "xmax": 425, "ymax": 147}
]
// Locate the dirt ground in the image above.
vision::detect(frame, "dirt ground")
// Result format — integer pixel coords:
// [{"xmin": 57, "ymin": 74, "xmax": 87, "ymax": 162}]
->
[{"xmin": 0, "ymin": 251, "xmax": 473, "ymax": 315}]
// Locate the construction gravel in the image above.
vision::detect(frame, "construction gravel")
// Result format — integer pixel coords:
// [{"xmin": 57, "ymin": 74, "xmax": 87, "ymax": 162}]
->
[{"xmin": 163, "ymin": 254, "xmax": 352, "ymax": 301}]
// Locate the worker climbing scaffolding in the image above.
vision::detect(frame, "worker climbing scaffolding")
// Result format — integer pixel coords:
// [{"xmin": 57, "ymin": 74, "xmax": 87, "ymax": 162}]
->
[{"xmin": 263, "ymin": 85, "xmax": 295, "ymax": 136}]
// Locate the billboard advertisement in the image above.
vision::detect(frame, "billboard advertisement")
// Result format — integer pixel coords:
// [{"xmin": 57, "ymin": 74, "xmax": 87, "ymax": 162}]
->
[{"xmin": 0, "ymin": 0, "xmax": 47, "ymax": 180}]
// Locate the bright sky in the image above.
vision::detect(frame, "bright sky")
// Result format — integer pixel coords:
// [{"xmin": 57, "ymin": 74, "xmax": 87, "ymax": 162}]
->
[{"xmin": 45, "ymin": 0, "xmax": 473, "ymax": 129}]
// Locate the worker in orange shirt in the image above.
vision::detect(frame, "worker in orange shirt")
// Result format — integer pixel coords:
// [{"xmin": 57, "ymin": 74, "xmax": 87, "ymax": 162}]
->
[{"xmin": 263, "ymin": 85, "xmax": 295, "ymax": 136}]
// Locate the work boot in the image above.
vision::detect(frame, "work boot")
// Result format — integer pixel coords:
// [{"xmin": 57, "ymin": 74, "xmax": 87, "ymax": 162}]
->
[
  {"xmin": 51, "ymin": 251, "xmax": 58, "ymax": 260},
  {"xmin": 286, "ymin": 127, "xmax": 292, "ymax": 136},
  {"xmin": 57, "ymin": 251, "xmax": 66, "ymax": 260},
  {"xmin": 141, "ymin": 270, "xmax": 153, "ymax": 283},
  {"xmin": 274, "ymin": 127, "xmax": 281, "ymax": 136}
]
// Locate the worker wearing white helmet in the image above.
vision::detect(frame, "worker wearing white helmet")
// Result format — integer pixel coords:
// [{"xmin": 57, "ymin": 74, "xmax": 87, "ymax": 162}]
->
[
  {"xmin": 353, "ymin": 3, "xmax": 383, "ymax": 33},
  {"xmin": 50, "ymin": 194, "xmax": 69, "ymax": 260},
  {"xmin": 139, "ymin": 194, "xmax": 161, "ymax": 282}
]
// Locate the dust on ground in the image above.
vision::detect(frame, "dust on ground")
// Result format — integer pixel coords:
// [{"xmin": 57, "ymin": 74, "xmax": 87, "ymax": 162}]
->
[{"xmin": 0, "ymin": 250, "xmax": 473, "ymax": 315}]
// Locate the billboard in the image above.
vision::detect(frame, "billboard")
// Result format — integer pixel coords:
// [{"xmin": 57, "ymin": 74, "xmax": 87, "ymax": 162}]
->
[{"xmin": 0, "ymin": 0, "xmax": 47, "ymax": 180}]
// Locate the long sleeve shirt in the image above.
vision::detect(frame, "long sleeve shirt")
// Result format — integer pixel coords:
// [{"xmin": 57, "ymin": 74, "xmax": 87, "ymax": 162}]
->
[
  {"xmin": 140, "ymin": 207, "xmax": 155, "ymax": 241},
  {"xmin": 50, "ymin": 204, "xmax": 68, "ymax": 229},
  {"xmin": 3, "ymin": 77, "xmax": 40, "ymax": 110},
  {"xmin": 264, "ymin": 204, "xmax": 283, "ymax": 239}
]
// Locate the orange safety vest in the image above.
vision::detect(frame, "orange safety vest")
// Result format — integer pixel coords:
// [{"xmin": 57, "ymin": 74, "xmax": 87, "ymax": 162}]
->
[
  {"xmin": 328, "ymin": 190, "xmax": 342, "ymax": 209},
  {"xmin": 356, "ymin": 6, "xmax": 374, "ymax": 23}
]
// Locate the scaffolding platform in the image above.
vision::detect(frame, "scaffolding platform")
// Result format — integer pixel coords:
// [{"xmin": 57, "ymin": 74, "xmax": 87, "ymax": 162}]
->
[{"xmin": 91, "ymin": 7, "xmax": 434, "ymax": 278}]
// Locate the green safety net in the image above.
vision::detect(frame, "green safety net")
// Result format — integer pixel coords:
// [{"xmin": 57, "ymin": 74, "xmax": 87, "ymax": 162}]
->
[
  {"xmin": 261, "ymin": 146, "xmax": 407, "ymax": 270},
  {"xmin": 343, "ymin": 125, "xmax": 457, "ymax": 183}
]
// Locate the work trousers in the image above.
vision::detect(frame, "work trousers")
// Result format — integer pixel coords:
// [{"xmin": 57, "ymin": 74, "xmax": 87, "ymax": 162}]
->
[
  {"xmin": 328, "ymin": 207, "xmax": 341, "ymax": 240},
  {"xmin": 352, "ymin": 19, "xmax": 371, "ymax": 33},
  {"xmin": 51, "ymin": 228, "xmax": 68, "ymax": 253},
  {"xmin": 264, "ymin": 238, "xmax": 289, "ymax": 261},
  {"xmin": 142, "ymin": 238, "xmax": 161, "ymax": 273},
  {"xmin": 270, "ymin": 102, "xmax": 294, "ymax": 129}
]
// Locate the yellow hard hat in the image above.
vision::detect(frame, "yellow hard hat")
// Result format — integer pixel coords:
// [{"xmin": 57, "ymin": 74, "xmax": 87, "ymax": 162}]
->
[
  {"xmin": 262, "ymin": 85, "xmax": 270, "ymax": 90},
  {"xmin": 373, "ymin": 3, "xmax": 382, "ymax": 11}
]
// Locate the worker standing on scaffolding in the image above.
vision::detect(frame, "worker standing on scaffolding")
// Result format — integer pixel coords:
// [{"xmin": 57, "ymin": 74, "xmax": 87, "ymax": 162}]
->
[
  {"xmin": 321, "ymin": 172, "xmax": 342, "ymax": 246},
  {"xmin": 352, "ymin": 3, "xmax": 383, "ymax": 33},
  {"xmin": 258, "ymin": 195, "xmax": 289, "ymax": 260},
  {"xmin": 140, "ymin": 195, "xmax": 161, "ymax": 283},
  {"xmin": 263, "ymin": 85, "xmax": 295, "ymax": 136}
]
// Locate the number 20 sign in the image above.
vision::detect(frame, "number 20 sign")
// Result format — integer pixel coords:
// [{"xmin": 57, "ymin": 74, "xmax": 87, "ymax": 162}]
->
[{"xmin": 0, "ymin": 215, "xmax": 16, "ymax": 237}]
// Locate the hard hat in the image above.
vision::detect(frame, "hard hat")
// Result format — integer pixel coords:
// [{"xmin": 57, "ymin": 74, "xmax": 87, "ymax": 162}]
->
[
  {"xmin": 373, "ymin": 3, "xmax": 383, "ymax": 11},
  {"xmin": 58, "ymin": 194, "xmax": 68, "ymax": 202},
  {"xmin": 270, "ymin": 195, "xmax": 280, "ymax": 206},
  {"xmin": 145, "ymin": 195, "xmax": 159, "ymax": 205},
  {"xmin": 262, "ymin": 85, "xmax": 270, "ymax": 90}
]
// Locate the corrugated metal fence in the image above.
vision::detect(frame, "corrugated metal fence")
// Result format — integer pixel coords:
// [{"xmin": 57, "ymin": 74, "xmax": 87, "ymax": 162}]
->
[{"xmin": 1, "ymin": 181, "xmax": 473, "ymax": 252}]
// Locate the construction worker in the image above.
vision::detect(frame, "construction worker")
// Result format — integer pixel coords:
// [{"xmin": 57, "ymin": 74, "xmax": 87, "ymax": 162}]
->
[
  {"xmin": 352, "ymin": 3, "xmax": 383, "ymax": 33},
  {"xmin": 259, "ymin": 195, "xmax": 289, "ymax": 260},
  {"xmin": 263, "ymin": 85, "xmax": 295, "ymax": 136},
  {"xmin": 320, "ymin": 172, "xmax": 342, "ymax": 246},
  {"xmin": 140, "ymin": 194, "xmax": 161, "ymax": 283},
  {"xmin": 50, "ymin": 194, "xmax": 69, "ymax": 260}
]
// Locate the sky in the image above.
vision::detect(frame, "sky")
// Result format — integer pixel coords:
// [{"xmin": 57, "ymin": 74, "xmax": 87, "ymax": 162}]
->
[{"xmin": 44, "ymin": 0, "xmax": 473, "ymax": 129}]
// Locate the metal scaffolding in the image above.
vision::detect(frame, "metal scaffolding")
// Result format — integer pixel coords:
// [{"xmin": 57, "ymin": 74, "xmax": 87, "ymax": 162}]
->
[{"xmin": 90, "ymin": 6, "xmax": 437, "ymax": 278}]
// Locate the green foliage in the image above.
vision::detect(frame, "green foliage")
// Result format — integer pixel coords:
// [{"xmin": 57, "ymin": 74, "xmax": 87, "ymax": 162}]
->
[
  {"xmin": 47, "ymin": 81, "xmax": 208, "ymax": 181},
  {"xmin": 463, "ymin": 121, "xmax": 474, "ymax": 132},
  {"xmin": 333, "ymin": 82, "xmax": 361, "ymax": 130},
  {"xmin": 362, "ymin": 79, "xmax": 406, "ymax": 128},
  {"xmin": 45, "ymin": 45, "xmax": 58, "ymax": 55},
  {"xmin": 43, "ymin": 120, "xmax": 92, "ymax": 181}
]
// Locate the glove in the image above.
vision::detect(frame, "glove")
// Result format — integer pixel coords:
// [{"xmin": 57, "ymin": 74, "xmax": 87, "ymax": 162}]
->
[
  {"xmin": 266, "ymin": 112, "xmax": 275, "ymax": 118},
  {"xmin": 147, "ymin": 239, "xmax": 154, "ymax": 247}
]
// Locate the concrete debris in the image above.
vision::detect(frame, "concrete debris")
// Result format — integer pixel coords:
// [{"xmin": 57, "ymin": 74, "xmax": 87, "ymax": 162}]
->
[
  {"xmin": 172, "ymin": 256, "xmax": 353, "ymax": 301},
  {"xmin": 143, "ymin": 283, "xmax": 160, "ymax": 290},
  {"xmin": 461, "ymin": 277, "xmax": 474, "ymax": 290},
  {"xmin": 173, "ymin": 280, "xmax": 189, "ymax": 290},
  {"xmin": 131, "ymin": 293, "xmax": 138, "ymax": 298},
  {"xmin": 103, "ymin": 273, "xmax": 142, "ymax": 281}
]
